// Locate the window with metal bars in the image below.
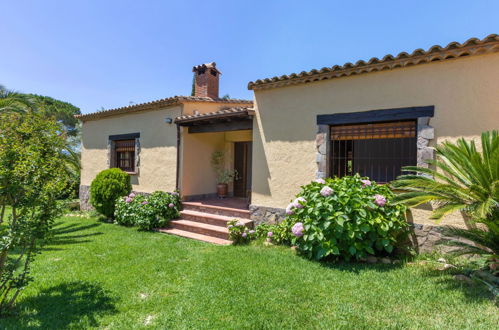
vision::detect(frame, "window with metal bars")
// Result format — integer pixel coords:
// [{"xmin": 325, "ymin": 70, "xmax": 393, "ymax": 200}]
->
[
  {"xmin": 329, "ymin": 120, "xmax": 417, "ymax": 183},
  {"xmin": 115, "ymin": 139, "xmax": 135, "ymax": 172}
]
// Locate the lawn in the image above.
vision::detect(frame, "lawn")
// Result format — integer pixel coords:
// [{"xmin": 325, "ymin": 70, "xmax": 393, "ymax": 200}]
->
[{"xmin": 0, "ymin": 214, "xmax": 497, "ymax": 329}]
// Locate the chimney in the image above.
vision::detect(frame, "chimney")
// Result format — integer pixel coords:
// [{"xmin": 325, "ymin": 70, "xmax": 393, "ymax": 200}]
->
[{"xmin": 192, "ymin": 62, "xmax": 221, "ymax": 99}]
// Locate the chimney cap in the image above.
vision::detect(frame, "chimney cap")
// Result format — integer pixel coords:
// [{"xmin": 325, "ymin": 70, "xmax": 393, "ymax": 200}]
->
[{"xmin": 192, "ymin": 62, "xmax": 221, "ymax": 75}]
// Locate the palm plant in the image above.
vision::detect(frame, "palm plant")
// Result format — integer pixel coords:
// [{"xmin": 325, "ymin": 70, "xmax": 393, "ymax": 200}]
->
[
  {"xmin": 391, "ymin": 130, "xmax": 499, "ymax": 255},
  {"xmin": 0, "ymin": 84, "xmax": 35, "ymax": 113}
]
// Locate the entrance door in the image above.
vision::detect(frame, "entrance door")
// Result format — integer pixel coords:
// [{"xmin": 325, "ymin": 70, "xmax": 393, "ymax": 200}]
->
[{"xmin": 233, "ymin": 142, "xmax": 252, "ymax": 198}]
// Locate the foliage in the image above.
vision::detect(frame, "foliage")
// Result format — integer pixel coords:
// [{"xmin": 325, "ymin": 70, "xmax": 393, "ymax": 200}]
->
[
  {"xmin": 276, "ymin": 175, "xmax": 409, "ymax": 261},
  {"xmin": 0, "ymin": 112, "xmax": 69, "ymax": 313},
  {"xmin": 0, "ymin": 85, "xmax": 82, "ymax": 199},
  {"xmin": 392, "ymin": 130, "xmax": 499, "ymax": 222},
  {"xmin": 27, "ymin": 94, "xmax": 81, "ymax": 138},
  {"xmin": 28, "ymin": 94, "xmax": 82, "ymax": 198},
  {"xmin": 255, "ymin": 221, "xmax": 289, "ymax": 244},
  {"xmin": 90, "ymin": 169, "xmax": 131, "ymax": 218},
  {"xmin": 210, "ymin": 151, "xmax": 236, "ymax": 184},
  {"xmin": 392, "ymin": 130, "xmax": 499, "ymax": 256},
  {"xmin": 114, "ymin": 191, "xmax": 180, "ymax": 230},
  {"xmin": 227, "ymin": 219, "xmax": 255, "ymax": 244},
  {"xmin": 0, "ymin": 85, "xmax": 35, "ymax": 113},
  {"xmin": 443, "ymin": 226, "xmax": 499, "ymax": 257}
]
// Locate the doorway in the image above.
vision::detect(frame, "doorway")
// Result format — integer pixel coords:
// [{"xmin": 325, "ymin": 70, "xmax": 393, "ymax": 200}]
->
[{"xmin": 233, "ymin": 142, "xmax": 252, "ymax": 198}]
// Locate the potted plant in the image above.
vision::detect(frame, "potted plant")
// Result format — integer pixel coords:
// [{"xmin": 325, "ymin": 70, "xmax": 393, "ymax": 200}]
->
[{"xmin": 211, "ymin": 151, "xmax": 236, "ymax": 198}]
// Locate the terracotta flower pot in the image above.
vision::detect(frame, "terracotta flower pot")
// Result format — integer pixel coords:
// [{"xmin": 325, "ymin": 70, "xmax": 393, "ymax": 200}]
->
[{"xmin": 216, "ymin": 183, "xmax": 228, "ymax": 198}]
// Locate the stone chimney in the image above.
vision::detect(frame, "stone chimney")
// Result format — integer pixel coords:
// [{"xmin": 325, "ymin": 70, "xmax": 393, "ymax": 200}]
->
[{"xmin": 192, "ymin": 62, "xmax": 221, "ymax": 99}]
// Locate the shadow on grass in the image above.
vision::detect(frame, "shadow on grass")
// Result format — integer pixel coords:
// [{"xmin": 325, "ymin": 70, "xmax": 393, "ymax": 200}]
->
[
  {"xmin": 319, "ymin": 259, "xmax": 404, "ymax": 274},
  {"xmin": 1, "ymin": 281, "xmax": 117, "ymax": 329},
  {"xmin": 43, "ymin": 222, "xmax": 103, "ymax": 250},
  {"xmin": 419, "ymin": 267, "xmax": 496, "ymax": 304}
]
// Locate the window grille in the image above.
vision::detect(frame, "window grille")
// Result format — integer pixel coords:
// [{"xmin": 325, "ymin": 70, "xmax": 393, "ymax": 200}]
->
[
  {"xmin": 330, "ymin": 120, "xmax": 417, "ymax": 183},
  {"xmin": 115, "ymin": 139, "xmax": 135, "ymax": 172}
]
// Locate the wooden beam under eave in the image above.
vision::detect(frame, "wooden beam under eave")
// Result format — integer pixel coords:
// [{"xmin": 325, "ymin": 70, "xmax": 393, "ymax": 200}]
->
[{"xmin": 187, "ymin": 119, "xmax": 253, "ymax": 133}]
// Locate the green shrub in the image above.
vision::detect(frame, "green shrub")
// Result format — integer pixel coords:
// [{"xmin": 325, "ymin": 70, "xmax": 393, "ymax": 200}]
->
[
  {"xmin": 227, "ymin": 219, "xmax": 255, "ymax": 244},
  {"xmin": 114, "ymin": 191, "xmax": 180, "ymax": 230},
  {"xmin": 90, "ymin": 168, "xmax": 131, "ymax": 218},
  {"xmin": 255, "ymin": 222, "xmax": 289, "ymax": 244},
  {"xmin": 276, "ymin": 175, "xmax": 408, "ymax": 261}
]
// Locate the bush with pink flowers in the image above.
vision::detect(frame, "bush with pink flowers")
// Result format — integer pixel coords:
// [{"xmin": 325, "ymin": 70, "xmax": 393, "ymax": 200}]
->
[
  {"xmin": 227, "ymin": 219, "xmax": 255, "ymax": 244},
  {"xmin": 279, "ymin": 175, "xmax": 409, "ymax": 260},
  {"xmin": 114, "ymin": 191, "xmax": 180, "ymax": 230}
]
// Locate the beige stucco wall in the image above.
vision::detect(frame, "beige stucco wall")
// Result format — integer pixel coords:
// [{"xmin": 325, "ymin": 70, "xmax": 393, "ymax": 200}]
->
[
  {"xmin": 251, "ymin": 53, "xmax": 499, "ymax": 226},
  {"xmin": 179, "ymin": 129, "xmax": 252, "ymax": 197},
  {"xmin": 81, "ymin": 105, "xmax": 182, "ymax": 193},
  {"xmin": 183, "ymin": 101, "xmax": 251, "ymax": 116}
]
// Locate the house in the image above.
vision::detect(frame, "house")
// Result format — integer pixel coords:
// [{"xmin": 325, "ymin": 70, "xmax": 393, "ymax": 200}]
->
[{"xmin": 77, "ymin": 34, "xmax": 499, "ymax": 244}]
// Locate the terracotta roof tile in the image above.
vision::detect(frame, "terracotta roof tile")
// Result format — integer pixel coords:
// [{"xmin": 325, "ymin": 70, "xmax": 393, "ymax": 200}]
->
[
  {"xmin": 76, "ymin": 96, "xmax": 252, "ymax": 121},
  {"xmin": 248, "ymin": 34, "xmax": 499, "ymax": 90}
]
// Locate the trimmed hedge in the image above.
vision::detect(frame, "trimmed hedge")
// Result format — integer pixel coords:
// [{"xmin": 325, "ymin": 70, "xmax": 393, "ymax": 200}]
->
[{"xmin": 90, "ymin": 168, "xmax": 131, "ymax": 218}]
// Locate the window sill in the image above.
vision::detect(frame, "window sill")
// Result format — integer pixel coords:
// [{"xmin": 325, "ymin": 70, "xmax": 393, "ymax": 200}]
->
[{"xmin": 124, "ymin": 171, "xmax": 138, "ymax": 175}]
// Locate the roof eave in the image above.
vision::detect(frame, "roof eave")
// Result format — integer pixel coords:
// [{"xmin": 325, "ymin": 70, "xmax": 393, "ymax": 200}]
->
[{"xmin": 248, "ymin": 34, "xmax": 499, "ymax": 90}]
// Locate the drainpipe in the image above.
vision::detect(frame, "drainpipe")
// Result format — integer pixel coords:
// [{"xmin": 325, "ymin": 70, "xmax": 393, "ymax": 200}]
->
[{"xmin": 175, "ymin": 123, "xmax": 180, "ymax": 192}]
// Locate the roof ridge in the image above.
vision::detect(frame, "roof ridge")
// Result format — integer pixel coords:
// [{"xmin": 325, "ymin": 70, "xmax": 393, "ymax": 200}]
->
[
  {"xmin": 76, "ymin": 95, "xmax": 253, "ymax": 121},
  {"xmin": 248, "ymin": 33, "xmax": 499, "ymax": 90}
]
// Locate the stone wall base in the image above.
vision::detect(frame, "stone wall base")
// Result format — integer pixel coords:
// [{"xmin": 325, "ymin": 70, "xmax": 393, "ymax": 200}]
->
[
  {"xmin": 249, "ymin": 204, "xmax": 461, "ymax": 254},
  {"xmin": 79, "ymin": 185, "xmax": 93, "ymax": 211}
]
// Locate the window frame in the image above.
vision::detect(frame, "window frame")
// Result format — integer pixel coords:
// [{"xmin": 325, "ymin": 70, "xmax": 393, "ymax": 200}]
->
[
  {"xmin": 108, "ymin": 133, "xmax": 140, "ymax": 175},
  {"xmin": 328, "ymin": 120, "xmax": 417, "ymax": 183}
]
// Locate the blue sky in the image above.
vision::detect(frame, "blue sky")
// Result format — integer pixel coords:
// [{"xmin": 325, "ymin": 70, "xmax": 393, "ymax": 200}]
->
[{"xmin": 1, "ymin": 0, "xmax": 498, "ymax": 114}]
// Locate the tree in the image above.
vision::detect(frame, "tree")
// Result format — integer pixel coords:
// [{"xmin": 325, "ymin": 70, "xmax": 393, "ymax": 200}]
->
[
  {"xmin": 0, "ymin": 85, "xmax": 34, "ymax": 113},
  {"xmin": 1, "ymin": 85, "xmax": 82, "ymax": 198},
  {"xmin": 392, "ymin": 131, "xmax": 499, "ymax": 255},
  {"xmin": 0, "ymin": 112, "xmax": 69, "ymax": 313}
]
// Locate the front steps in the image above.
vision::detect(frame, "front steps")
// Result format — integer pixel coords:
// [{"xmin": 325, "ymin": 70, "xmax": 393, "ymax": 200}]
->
[{"xmin": 158, "ymin": 200, "xmax": 253, "ymax": 245}]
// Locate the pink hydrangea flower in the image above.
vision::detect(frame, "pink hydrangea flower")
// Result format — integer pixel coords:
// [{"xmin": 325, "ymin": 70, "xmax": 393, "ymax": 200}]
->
[
  {"xmin": 171, "ymin": 192, "xmax": 179, "ymax": 196},
  {"xmin": 374, "ymin": 194, "xmax": 387, "ymax": 207},
  {"xmin": 315, "ymin": 178, "xmax": 326, "ymax": 184},
  {"xmin": 241, "ymin": 232, "xmax": 247, "ymax": 238},
  {"xmin": 320, "ymin": 186, "xmax": 334, "ymax": 197},
  {"xmin": 168, "ymin": 203, "xmax": 174, "ymax": 208},
  {"xmin": 292, "ymin": 197, "xmax": 306, "ymax": 209},
  {"xmin": 285, "ymin": 203, "xmax": 294, "ymax": 215},
  {"xmin": 125, "ymin": 197, "xmax": 132, "ymax": 203},
  {"xmin": 141, "ymin": 201, "xmax": 148, "ymax": 205},
  {"xmin": 228, "ymin": 225, "xmax": 233, "ymax": 229},
  {"xmin": 292, "ymin": 222, "xmax": 304, "ymax": 237},
  {"xmin": 267, "ymin": 231, "xmax": 273, "ymax": 237},
  {"xmin": 129, "ymin": 193, "xmax": 136, "ymax": 198},
  {"xmin": 361, "ymin": 179, "xmax": 372, "ymax": 187},
  {"xmin": 249, "ymin": 230, "xmax": 255, "ymax": 235}
]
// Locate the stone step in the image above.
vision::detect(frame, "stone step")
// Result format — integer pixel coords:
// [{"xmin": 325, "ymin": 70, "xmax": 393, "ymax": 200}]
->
[
  {"xmin": 182, "ymin": 201, "xmax": 251, "ymax": 219},
  {"xmin": 180, "ymin": 209, "xmax": 253, "ymax": 228},
  {"xmin": 169, "ymin": 219, "xmax": 230, "ymax": 240},
  {"xmin": 157, "ymin": 228, "xmax": 232, "ymax": 245}
]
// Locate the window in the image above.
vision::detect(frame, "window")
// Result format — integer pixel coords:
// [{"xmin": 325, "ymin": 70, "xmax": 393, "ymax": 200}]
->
[
  {"xmin": 115, "ymin": 139, "xmax": 136, "ymax": 172},
  {"xmin": 329, "ymin": 120, "xmax": 416, "ymax": 183}
]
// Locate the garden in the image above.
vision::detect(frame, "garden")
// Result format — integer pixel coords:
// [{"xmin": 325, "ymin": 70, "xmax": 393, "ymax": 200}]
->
[{"xmin": 0, "ymin": 88, "xmax": 498, "ymax": 327}]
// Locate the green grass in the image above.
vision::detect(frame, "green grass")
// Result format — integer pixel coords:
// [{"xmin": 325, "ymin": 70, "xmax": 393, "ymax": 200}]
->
[{"xmin": 0, "ymin": 215, "xmax": 497, "ymax": 329}]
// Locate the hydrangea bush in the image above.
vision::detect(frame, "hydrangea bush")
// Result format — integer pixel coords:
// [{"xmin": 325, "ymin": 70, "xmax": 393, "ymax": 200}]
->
[
  {"xmin": 227, "ymin": 219, "xmax": 255, "ymax": 244},
  {"xmin": 114, "ymin": 191, "xmax": 180, "ymax": 230},
  {"xmin": 275, "ymin": 175, "xmax": 409, "ymax": 260}
]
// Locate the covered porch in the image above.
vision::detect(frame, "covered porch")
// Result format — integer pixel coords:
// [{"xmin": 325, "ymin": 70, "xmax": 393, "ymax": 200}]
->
[{"xmin": 175, "ymin": 107, "xmax": 254, "ymax": 206}]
